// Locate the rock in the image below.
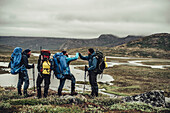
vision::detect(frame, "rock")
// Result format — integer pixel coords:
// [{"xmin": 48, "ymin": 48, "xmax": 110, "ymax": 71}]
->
[
  {"xmin": 123, "ymin": 90, "xmax": 166, "ymax": 107},
  {"xmin": 59, "ymin": 94, "xmax": 87, "ymax": 104}
]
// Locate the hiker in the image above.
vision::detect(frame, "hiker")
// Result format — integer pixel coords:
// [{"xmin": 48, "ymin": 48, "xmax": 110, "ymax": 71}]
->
[
  {"xmin": 36, "ymin": 50, "xmax": 52, "ymax": 98},
  {"xmin": 79, "ymin": 48, "xmax": 98, "ymax": 97},
  {"xmin": 57, "ymin": 51, "xmax": 79, "ymax": 96},
  {"xmin": 17, "ymin": 49, "xmax": 34, "ymax": 97}
]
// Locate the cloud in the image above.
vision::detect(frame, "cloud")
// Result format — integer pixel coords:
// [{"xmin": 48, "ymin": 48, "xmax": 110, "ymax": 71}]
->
[{"xmin": 0, "ymin": 0, "xmax": 170, "ymax": 38}]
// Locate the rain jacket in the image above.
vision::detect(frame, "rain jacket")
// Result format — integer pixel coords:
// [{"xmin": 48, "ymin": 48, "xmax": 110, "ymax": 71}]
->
[
  {"xmin": 79, "ymin": 52, "xmax": 97, "ymax": 71},
  {"xmin": 64, "ymin": 53, "xmax": 79, "ymax": 75},
  {"xmin": 20, "ymin": 51, "xmax": 33, "ymax": 69}
]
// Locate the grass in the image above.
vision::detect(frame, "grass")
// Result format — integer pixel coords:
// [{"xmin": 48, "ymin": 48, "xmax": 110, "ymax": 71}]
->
[
  {"xmin": 76, "ymin": 64, "xmax": 170, "ymax": 97},
  {"xmin": 0, "ymin": 86, "xmax": 22, "ymax": 101},
  {"xmin": 103, "ymin": 65, "xmax": 170, "ymax": 97},
  {"xmin": 70, "ymin": 60, "xmax": 88, "ymax": 65},
  {"xmin": 21, "ymin": 105, "xmax": 83, "ymax": 113},
  {"xmin": 0, "ymin": 86, "xmax": 170, "ymax": 112},
  {"xmin": 141, "ymin": 61, "xmax": 170, "ymax": 65},
  {"xmin": 66, "ymin": 46, "xmax": 170, "ymax": 59},
  {"xmin": 99, "ymin": 84, "xmax": 141, "ymax": 96},
  {"xmin": 76, "ymin": 81, "xmax": 89, "ymax": 85},
  {"xmin": 0, "ymin": 66, "xmax": 10, "ymax": 74},
  {"xmin": 106, "ymin": 58, "xmax": 147, "ymax": 63}
]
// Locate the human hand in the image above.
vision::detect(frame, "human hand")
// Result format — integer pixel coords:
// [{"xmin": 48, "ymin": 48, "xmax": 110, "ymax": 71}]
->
[
  {"xmin": 32, "ymin": 63, "xmax": 34, "ymax": 68},
  {"xmin": 79, "ymin": 53, "xmax": 81, "ymax": 56},
  {"xmin": 85, "ymin": 65, "xmax": 88, "ymax": 71}
]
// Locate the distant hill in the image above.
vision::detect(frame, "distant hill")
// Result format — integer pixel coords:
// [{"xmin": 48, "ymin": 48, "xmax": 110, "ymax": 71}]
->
[
  {"xmin": 126, "ymin": 33, "xmax": 170, "ymax": 51},
  {"xmin": 0, "ymin": 34, "xmax": 141, "ymax": 50},
  {"xmin": 0, "ymin": 45, "xmax": 14, "ymax": 52},
  {"xmin": 66, "ymin": 33, "xmax": 170, "ymax": 59}
]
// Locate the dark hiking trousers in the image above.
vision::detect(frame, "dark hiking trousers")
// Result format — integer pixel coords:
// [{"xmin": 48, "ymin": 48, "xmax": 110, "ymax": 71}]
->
[
  {"xmin": 17, "ymin": 70, "xmax": 29, "ymax": 95},
  {"xmin": 89, "ymin": 71, "xmax": 98, "ymax": 97},
  {"xmin": 36, "ymin": 74, "xmax": 51, "ymax": 98},
  {"xmin": 58, "ymin": 73, "xmax": 76, "ymax": 96}
]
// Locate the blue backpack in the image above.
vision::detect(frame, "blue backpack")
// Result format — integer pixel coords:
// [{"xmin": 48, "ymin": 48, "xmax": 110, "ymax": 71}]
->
[
  {"xmin": 53, "ymin": 52, "xmax": 67, "ymax": 79},
  {"xmin": 10, "ymin": 47, "xmax": 25, "ymax": 74}
]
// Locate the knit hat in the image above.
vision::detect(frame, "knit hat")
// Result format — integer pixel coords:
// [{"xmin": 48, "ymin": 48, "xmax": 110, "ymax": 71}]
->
[
  {"xmin": 62, "ymin": 50, "xmax": 67, "ymax": 55},
  {"xmin": 24, "ymin": 49, "xmax": 31, "ymax": 53},
  {"xmin": 88, "ymin": 48, "xmax": 94, "ymax": 54}
]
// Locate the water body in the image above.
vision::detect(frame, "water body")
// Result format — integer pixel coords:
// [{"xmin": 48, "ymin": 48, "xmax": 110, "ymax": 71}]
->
[{"xmin": 105, "ymin": 56, "xmax": 170, "ymax": 69}]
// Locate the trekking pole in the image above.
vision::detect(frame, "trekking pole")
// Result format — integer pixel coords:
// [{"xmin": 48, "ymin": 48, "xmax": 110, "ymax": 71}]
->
[
  {"xmin": 83, "ymin": 65, "xmax": 87, "ymax": 93},
  {"xmin": 33, "ymin": 66, "xmax": 35, "ymax": 92}
]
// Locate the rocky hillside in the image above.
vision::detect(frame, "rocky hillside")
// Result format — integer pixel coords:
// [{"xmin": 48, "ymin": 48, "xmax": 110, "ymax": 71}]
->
[
  {"xmin": 59, "ymin": 34, "xmax": 142, "ymax": 50},
  {"xmin": 126, "ymin": 33, "xmax": 170, "ymax": 51},
  {"xmin": 0, "ymin": 34, "xmax": 141, "ymax": 50},
  {"xmin": 65, "ymin": 33, "xmax": 170, "ymax": 59}
]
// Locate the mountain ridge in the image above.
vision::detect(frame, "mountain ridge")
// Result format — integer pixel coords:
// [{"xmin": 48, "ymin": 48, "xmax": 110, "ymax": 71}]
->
[{"xmin": 0, "ymin": 34, "xmax": 142, "ymax": 50}]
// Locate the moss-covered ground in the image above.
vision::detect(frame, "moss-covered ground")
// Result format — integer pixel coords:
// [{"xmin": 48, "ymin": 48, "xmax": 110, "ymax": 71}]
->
[{"xmin": 0, "ymin": 86, "xmax": 169, "ymax": 113}]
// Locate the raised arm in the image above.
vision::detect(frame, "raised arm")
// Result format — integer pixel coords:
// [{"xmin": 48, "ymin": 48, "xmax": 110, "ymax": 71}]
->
[
  {"xmin": 66, "ymin": 53, "xmax": 79, "ymax": 62},
  {"xmin": 79, "ymin": 53, "xmax": 89, "ymax": 61}
]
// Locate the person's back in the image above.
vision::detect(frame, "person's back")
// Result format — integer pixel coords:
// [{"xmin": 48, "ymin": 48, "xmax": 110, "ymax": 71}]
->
[{"xmin": 36, "ymin": 50, "xmax": 52, "ymax": 98}]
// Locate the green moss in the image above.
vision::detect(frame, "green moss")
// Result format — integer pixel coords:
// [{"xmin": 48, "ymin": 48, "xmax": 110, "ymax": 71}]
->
[
  {"xmin": 88, "ymin": 98, "xmax": 121, "ymax": 106},
  {"xmin": 8, "ymin": 97, "xmax": 70, "ymax": 105},
  {"xmin": 8, "ymin": 95, "xmax": 85, "ymax": 106},
  {"xmin": 0, "ymin": 90, "xmax": 21, "ymax": 101},
  {"xmin": 0, "ymin": 102, "xmax": 11, "ymax": 109},
  {"xmin": 21, "ymin": 105, "xmax": 83, "ymax": 113}
]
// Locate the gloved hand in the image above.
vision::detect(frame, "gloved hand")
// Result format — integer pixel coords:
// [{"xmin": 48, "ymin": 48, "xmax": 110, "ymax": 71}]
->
[
  {"xmin": 85, "ymin": 65, "xmax": 88, "ymax": 71},
  {"xmin": 79, "ymin": 53, "xmax": 81, "ymax": 56},
  {"xmin": 32, "ymin": 64, "xmax": 34, "ymax": 68},
  {"xmin": 76, "ymin": 52, "xmax": 79, "ymax": 58}
]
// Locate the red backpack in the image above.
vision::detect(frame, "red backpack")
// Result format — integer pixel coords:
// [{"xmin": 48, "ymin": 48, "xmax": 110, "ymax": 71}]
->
[{"xmin": 39, "ymin": 50, "xmax": 51, "ymax": 74}]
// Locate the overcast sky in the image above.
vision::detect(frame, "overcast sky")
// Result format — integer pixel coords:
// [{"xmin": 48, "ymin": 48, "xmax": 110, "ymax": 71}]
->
[{"xmin": 0, "ymin": 0, "xmax": 170, "ymax": 38}]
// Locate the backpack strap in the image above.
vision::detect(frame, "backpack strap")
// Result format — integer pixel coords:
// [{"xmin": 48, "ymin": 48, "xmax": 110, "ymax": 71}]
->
[{"xmin": 91, "ymin": 54, "xmax": 97, "ymax": 60}]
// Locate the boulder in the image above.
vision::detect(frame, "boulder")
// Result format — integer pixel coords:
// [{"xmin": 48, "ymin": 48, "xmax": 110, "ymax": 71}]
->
[
  {"xmin": 123, "ymin": 90, "xmax": 166, "ymax": 107},
  {"xmin": 59, "ymin": 94, "xmax": 86, "ymax": 104}
]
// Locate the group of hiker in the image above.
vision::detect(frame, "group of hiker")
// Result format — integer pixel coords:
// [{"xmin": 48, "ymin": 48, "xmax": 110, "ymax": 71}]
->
[{"xmin": 9, "ymin": 47, "xmax": 106, "ymax": 98}]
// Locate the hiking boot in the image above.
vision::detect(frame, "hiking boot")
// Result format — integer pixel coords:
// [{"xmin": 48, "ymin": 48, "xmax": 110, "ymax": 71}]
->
[
  {"xmin": 18, "ymin": 92, "xmax": 22, "ymax": 96},
  {"xmin": 58, "ymin": 93, "xmax": 62, "ymax": 97},
  {"xmin": 71, "ymin": 91, "xmax": 78, "ymax": 96},
  {"xmin": 37, "ymin": 94, "xmax": 41, "ymax": 99},
  {"xmin": 23, "ymin": 90, "xmax": 30, "ymax": 98},
  {"xmin": 18, "ymin": 89, "xmax": 22, "ymax": 95},
  {"xmin": 24, "ymin": 93, "xmax": 29, "ymax": 98},
  {"xmin": 37, "ymin": 96, "xmax": 41, "ymax": 99},
  {"xmin": 44, "ymin": 93, "xmax": 48, "ymax": 98},
  {"xmin": 58, "ymin": 89, "xmax": 62, "ymax": 96}
]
